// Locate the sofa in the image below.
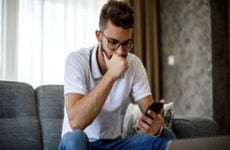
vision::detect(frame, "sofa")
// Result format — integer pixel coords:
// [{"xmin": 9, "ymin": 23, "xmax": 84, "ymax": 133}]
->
[{"xmin": 0, "ymin": 81, "xmax": 218, "ymax": 150}]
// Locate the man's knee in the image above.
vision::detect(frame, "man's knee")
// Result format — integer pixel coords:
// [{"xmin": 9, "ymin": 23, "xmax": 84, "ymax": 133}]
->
[
  {"xmin": 72, "ymin": 130, "xmax": 89, "ymax": 142},
  {"xmin": 59, "ymin": 130, "xmax": 89, "ymax": 150}
]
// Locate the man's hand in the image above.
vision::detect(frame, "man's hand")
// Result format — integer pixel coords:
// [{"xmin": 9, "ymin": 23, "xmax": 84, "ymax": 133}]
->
[
  {"xmin": 103, "ymin": 52, "xmax": 128, "ymax": 79},
  {"xmin": 136, "ymin": 110, "xmax": 164, "ymax": 136},
  {"xmin": 136, "ymin": 99, "xmax": 165, "ymax": 136}
]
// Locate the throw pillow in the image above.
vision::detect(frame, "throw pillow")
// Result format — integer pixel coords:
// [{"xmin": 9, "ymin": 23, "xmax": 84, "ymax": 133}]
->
[
  {"xmin": 122, "ymin": 103, "xmax": 142, "ymax": 137},
  {"xmin": 163, "ymin": 102, "xmax": 174, "ymax": 130}
]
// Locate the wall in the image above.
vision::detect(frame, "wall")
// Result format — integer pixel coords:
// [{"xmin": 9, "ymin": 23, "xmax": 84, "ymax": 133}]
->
[{"xmin": 159, "ymin": 0, "xmax": 213, "ymax": 118}]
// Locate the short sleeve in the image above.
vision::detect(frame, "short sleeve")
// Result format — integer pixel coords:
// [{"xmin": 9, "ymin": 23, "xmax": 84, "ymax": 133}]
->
[
  {"xmin": 131, "ymin": 58, "xmax": 152, "ymax": 101},
  {"xmin": 64, "ymin": 52, "xmax": 88, "ymax": 95}
]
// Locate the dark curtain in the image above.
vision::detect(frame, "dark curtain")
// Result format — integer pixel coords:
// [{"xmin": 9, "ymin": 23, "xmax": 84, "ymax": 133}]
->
[{"xmin": 127, "ymin": 0, "xmax": 160, "ymax": 101}]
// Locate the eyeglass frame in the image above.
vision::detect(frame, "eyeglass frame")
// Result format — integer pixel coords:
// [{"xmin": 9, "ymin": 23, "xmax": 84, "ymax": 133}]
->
[{"xmin": 100, "ymin": 31, "xmax": 134, "ymax": 52}]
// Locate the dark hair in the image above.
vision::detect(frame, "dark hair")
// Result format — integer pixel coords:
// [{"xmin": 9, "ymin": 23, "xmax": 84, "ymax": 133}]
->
[{"xmin": 99, "ymin": 0, "xmax": 134, "ymax": 31}]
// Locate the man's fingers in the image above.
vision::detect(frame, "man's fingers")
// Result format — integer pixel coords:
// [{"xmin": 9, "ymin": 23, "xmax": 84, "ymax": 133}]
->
[{"xmin": 160, "ymin": 99, "xmax": 165, "ymax": 104}]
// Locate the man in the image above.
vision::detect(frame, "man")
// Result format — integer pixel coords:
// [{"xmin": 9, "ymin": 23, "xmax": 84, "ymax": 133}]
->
[{"xmin": 59, "ymin": 0, "xmax": 176, "ymax": 149}]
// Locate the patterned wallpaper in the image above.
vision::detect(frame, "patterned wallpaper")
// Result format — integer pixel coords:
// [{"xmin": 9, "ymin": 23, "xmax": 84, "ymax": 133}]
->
[{"xmin": 159, "ymin": 0, "xmax": 213, "ymax": 118}]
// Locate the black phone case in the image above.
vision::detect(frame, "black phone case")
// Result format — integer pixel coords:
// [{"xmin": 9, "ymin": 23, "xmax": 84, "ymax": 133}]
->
[{"xmin": 145, "ymin": 103, "xmax": 163, "ymax": 118}]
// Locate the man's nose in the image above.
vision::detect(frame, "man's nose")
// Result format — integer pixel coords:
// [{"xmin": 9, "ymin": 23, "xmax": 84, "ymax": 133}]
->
[{"xmin": 116, "ymin": 45, "xmax": 126, "ymax": 56}]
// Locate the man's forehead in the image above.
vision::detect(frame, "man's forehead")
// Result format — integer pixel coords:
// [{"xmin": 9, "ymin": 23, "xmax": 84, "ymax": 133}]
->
[{"xmin": 103, "ymin": 22, "xmax": 133, "ymax": 41}]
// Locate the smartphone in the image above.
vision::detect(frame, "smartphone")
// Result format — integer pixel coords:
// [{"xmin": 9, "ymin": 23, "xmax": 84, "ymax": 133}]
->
[
  {"xmin": 144, "ymin": 102, "xmax": 163, "ymax": 119},
  {"xmin": 136, "ymin": 102, "xmax": 164, "ymax": 130}
]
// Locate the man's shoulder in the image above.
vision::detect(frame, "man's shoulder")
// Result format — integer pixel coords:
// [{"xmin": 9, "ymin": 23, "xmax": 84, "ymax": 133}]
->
[
  {"xmin": 69, "ymin": 47, "xmax": 92, "ymax": 57},
  {"xmin": 127, "ymin": 52, "xmax": 142, "ymax": 64},
  {"xmin": 66, "ymin": 46, "xmax": 94, "ymax": 62}
]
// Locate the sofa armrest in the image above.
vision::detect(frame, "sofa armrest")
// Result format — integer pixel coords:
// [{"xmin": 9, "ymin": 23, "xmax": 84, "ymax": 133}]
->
[{"xmin": 173, "ymin": 115, "xmax": 219, "ymax": 139}]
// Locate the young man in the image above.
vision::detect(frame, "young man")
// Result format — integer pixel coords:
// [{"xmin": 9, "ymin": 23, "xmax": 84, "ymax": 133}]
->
[{"xmin": 59, "ymin": 0, "xmax": 176, "ymax": 149}]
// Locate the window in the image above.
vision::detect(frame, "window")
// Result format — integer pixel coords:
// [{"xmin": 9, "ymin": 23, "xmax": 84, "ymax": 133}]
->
[{"xmin": 0, "ymin": 0, "xmax": 106, "ymax": 87}]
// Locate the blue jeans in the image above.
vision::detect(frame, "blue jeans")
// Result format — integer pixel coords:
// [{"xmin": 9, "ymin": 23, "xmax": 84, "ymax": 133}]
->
[{"xmin": 58, "ymin": 128, "xmax": 176, "ymax": 150}]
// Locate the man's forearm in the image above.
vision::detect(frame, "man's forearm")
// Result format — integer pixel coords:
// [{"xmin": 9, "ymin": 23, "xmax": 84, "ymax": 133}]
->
[{"xmin": 66, "ymin": 72, "xmax": 117, "ymax": 130}]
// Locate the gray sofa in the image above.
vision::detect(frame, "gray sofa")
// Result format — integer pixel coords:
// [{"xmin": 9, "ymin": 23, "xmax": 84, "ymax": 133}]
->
[{"xmin": 0, "ymin": 81, "xmax": 218, "ymax": 150}]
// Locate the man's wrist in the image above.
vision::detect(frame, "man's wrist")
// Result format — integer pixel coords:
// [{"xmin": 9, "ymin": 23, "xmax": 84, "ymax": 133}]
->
[{"xmin": 153, "ymin": 126, "xmax": 163, "ymax": 137}]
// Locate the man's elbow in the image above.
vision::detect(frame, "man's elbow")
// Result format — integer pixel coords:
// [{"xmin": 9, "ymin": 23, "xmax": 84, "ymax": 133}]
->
[{"xmin": 69, "ymin": 118, "xmax": 86, "ymax": 131}]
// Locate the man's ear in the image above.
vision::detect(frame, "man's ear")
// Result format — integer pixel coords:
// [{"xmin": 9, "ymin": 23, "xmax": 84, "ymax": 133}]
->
[{"xmin": 95, "ymin": 30, "xmax": 102, "ymax": 42}]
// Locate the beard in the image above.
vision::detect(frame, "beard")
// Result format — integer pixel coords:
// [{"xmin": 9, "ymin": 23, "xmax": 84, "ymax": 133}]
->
[{"xmin": 100, "ymin": 41, "xmax": 111, "ymax": 59}]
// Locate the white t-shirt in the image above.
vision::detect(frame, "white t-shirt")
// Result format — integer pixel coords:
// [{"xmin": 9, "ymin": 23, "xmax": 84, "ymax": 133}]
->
[{"xmin": 61, "ymin": 45, "xmax": 151, "ymax": 141}]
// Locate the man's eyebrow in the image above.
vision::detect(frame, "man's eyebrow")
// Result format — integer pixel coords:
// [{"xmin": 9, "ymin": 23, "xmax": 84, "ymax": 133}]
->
[
  {"xmin": 107, "ymin": 37, "xmax": 119, "ymax": 42},
  {"xmin": 107, "ymin": 37, "xmax": 132, "ymax": 43},
  {"xmin": 123, "ymin": 39, "xmax": 133, "ymax": 43}
]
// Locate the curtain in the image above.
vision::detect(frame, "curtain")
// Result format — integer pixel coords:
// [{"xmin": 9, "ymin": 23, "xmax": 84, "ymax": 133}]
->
[
  {"xmin": 128, "ymin": 0, "xmax": 160, "ymax": 101},
  {"xmin": 0, "ymin": 0, "xmax": 106, "ymax": 88},
  {"xmin": 0, "ymin": 0, "xmax": 18, "ymax": 81}
]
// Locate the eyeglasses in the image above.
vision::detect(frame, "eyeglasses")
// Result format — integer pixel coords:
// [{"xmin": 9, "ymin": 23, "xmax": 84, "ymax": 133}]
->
[{"xmin": 101, "ymin": 31, "xmax": 134, "ymax": 52}]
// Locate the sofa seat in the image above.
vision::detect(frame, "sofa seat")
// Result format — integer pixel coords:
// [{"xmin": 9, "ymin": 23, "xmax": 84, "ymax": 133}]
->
[{"xmin": 0, "ymin": 81, "xmax": 219, "ymax": 150}]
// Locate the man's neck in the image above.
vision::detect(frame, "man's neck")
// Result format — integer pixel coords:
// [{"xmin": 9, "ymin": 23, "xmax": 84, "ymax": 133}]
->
[{"xmin": 97, "ymin": 47, "xmax": 107, "ymax": 75}]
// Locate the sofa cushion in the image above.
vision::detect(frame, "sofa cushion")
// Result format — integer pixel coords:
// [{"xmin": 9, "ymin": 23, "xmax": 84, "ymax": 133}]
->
[
  {"xmin": 0, "ymin": 81, "xmax": 37, "ymax": 118},
  {"xmin": 0, "ymin": 117, "xmax": 42, "ymax": 150},
  {"xmin": 173, "ymin": 116, "xmax": 219, "ymax": 138},
  {"xmin": 0, "ymin": 81, "xmax": 42, "ymax": 150},
  {"xmin": 35, "ymin": 85, "xmax": 64, "ymax": 150}
]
